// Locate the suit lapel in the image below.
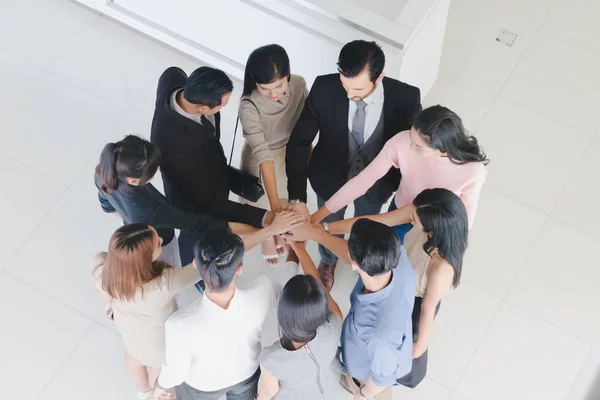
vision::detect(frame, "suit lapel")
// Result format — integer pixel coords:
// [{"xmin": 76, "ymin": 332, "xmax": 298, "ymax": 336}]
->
[
  {"xmin": 381, "ymin": 78, "xmax": 396, "ymax": 138},
  {"xmin": 334, "ymin": 99, "xmax": 349, "ymax": 158}
]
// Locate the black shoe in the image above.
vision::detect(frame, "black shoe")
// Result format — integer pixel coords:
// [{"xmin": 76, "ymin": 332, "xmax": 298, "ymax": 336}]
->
[{"xmin": 195, "ymin": 280, "xmax": 206, "ymax": 294}]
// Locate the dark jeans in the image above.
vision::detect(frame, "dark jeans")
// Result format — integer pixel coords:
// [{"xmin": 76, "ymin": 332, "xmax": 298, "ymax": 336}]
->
[
  {"xmin": 387, "ymin": 199, "xmax": 413, "ymax": 245},
  {"xmin": 176, "ymin": 368, "xmax": 260, "ymax": 400},
  {"xmin": 317, "ymin": 183, "xmax": 392, "ymax": 265},
  {"xmin": 396, "ymin": 297, "xmax": 441, "ymax": 389}
]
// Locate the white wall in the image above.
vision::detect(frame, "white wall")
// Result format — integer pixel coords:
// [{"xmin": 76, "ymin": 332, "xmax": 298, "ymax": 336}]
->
[{"xmin": 399, "ymin": 0, "xmax": 451, "ymax": 98}]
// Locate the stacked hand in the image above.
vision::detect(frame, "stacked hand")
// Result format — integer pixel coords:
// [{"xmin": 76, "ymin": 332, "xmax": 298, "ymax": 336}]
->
[{"xmin": 269, "ymin": 210, "xmax": 305, "ymax": 235}]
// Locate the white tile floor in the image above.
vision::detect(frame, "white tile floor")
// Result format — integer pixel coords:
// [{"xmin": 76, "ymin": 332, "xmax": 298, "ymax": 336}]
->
[{"xmin": 0, "ymin": 0, "xmax": 598, "ymax": 399}]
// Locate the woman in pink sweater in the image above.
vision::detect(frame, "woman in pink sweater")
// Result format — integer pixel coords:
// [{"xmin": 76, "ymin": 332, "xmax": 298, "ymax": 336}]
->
[{"xmin": 312, "ymin": 105, "xmax": 488, "ymax": 242}]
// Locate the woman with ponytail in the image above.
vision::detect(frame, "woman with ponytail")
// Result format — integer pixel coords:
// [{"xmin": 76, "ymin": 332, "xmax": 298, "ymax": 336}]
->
[
  {"xmin": 94, "ymin": 135, "xmax": 305, "ymax": 280},
  {"xmin": 313, "ymin": 105, "xmax": 488, "ymax": 243}
]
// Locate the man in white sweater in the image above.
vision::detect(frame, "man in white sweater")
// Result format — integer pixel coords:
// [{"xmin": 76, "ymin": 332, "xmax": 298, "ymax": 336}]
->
[{"xmin": 154, "ymin": 229, "xmax": 279, "ymax": 400}]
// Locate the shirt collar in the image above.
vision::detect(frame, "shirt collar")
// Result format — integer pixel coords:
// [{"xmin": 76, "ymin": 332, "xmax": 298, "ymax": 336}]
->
[
  {"xmin": 355, "ymin": 270, "xmax": 395, "ymax": 304},
  {"xmin": 199, "ymin": 287, "xmax": 240, "ymax": 314},
  {"xmin": 171, "ymin": 89, "xmax": 205, "ymax": 125},
  {"xmin": 361, "ymin": 81, "xmax": 384, "ymax": 107}
]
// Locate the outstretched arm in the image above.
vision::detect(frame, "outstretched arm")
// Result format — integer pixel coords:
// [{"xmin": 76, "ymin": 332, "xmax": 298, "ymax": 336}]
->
[
  {"xmin": 326, "ymin": 203, "xmax": 415, "ymax": 235},
  {"xmin": 288, "ymin": 241, "xmax": 343, "ymax": 320}
]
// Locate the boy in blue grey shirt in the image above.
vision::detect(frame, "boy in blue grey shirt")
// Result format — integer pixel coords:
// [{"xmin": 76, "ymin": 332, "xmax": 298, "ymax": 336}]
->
[{"xmin": 285, "ymin": 219, "xmax": 415, "ymax": 399}]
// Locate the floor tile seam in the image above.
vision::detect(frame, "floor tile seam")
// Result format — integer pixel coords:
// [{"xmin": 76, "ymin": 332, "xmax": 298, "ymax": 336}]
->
[
  {"xmin": 38, "ymin": 64, "xmax": 133, "ymax": 115},
  {"xmin": 0, "ymin": 186, "xmax": 69, "ymax": 271},
  {"xmin": 502, "ymin": 296, "xmax": 593, "ymax": 346},
  {"xmin": 452, "ymin": 298, "xmax": 504, "ymax": 392},
  {"xmin": 34, "ymin": 322, "xmax": 94, "ymax": 400},
  {"xmin": 540, "ymin": 25, "xmax": 600, "ymax": 59},
  {"xmin": 2, "ymin": 269, "xmax": 97, "ymax": 326},
  {"xmin": 548, "ymin": 138, "xmax": 595, "ymax": 217},
  {"xmin": 0, "ymin": 149, "xmax": 70, "ymax": 189},
  {"xmin": 471, "ymin": 5, "xmax": 558, "ymax": 134}
]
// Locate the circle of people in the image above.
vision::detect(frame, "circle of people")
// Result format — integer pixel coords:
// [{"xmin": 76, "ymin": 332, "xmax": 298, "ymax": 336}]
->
[{"xmin": 93, "ymin": 40, "xmax": 488, "ymax": 400}]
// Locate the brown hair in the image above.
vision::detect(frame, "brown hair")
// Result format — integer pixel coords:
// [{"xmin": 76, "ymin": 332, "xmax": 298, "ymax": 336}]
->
[{"xmin": 96, "ymin": 223, "xmax": 170, "ymax": 301}]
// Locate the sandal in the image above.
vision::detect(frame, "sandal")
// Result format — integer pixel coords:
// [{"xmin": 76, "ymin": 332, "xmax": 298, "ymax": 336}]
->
[
  {"xmin": 262, "ymin": 236, "xmax": 279, "ymax": 266},
  {"xmin": 274, "ymin": 235, "xmax": 289, "ymax": 258}
]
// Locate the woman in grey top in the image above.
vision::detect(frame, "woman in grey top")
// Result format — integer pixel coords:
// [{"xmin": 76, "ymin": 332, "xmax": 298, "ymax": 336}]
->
[
  {"xmin": 257, "ymin": 241, "xmax": 343, "ymax": 400},
  {"xmin": 239, "ymin": 44, "xmax": 308, "ymax": 264}
]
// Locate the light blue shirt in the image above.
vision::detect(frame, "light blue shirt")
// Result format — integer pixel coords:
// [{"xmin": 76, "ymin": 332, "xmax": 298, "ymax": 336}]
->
[{"xmin": 341, "ymin": 248, "xmax": 416, "ymax": 386}]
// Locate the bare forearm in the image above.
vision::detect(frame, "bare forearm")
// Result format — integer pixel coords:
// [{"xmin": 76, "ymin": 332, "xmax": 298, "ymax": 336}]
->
[
  {"xmin": 328, "ymin": 204, "xmax": 414, "ymax": 235},
  {"xmin": 312, "ymin": 228, "xmax": 350, "ymax": 264},
  {"xmin": 415, "ymin": 301, "xmax": 437, "ymax": 349},
  {"xmin": 260, "ymin": 161, "xmax": 282, "ymax": 211},
  {"xmin": 311, "ymin": 206, "xmax": 330, "ymax": 223},
  {"xmin": 294, "ymin": 245, "xmax": 343, "ymax": 320},
  {"xmin": 241, "ymin": 226, "xmax": 276, "ymax": 251}
]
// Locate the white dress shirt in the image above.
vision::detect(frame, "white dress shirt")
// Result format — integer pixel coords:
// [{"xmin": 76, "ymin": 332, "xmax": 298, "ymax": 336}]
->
[
  {"xmin": 158, "ymin": 276, "xmax": 280, "ymax": 391},
  {"xmin": 171, "ymin": 89, "xmax": 216, "ymax": 128},
  {"xmin": 348, "ymin": 82, "xmax": 385, "ymax": 144}
]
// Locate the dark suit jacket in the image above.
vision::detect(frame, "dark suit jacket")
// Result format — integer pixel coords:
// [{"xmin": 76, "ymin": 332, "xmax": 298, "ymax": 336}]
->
[
  {"xmin": 286, "ymin": 74, "xmax": 421, "ymax": 202},
  {"xmin": 150, "ymin": 67, "xmax": 266, "ymax": 227}
]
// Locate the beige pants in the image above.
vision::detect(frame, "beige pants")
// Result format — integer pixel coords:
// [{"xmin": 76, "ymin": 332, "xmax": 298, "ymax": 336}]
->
[
  {"xmin": 240, "ymin": 143, "xmax": 288, "ymax": 210},
  {"xmin": 340, "ymin": 374, "xmax": 393, "ymax": 400}
]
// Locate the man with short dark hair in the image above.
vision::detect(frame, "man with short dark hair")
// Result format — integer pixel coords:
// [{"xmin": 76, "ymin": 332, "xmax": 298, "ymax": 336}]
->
[
  {"xmin": 286, "ymin": 40, "xmax": 421, "ymax": 290},
  {"xmin": 154, "ymin": 228, "xmax": 280, "ymax": 400},
  {"xmin": 151, "ymin": 67, "xmax": 271, "ymax": 267},
  {"xmin": 285, "ymin": 219, "xmax": 415, "ymax": 400}
]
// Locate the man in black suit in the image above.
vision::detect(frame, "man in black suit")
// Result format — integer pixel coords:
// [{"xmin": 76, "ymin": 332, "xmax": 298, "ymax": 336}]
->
[
  {"xmin": 286, "ymin": 40, "xmax": 421, "ymax": 289},
  {"xmin": 151, "ymin": 67, "xmax": 270, "ymax": 265}
]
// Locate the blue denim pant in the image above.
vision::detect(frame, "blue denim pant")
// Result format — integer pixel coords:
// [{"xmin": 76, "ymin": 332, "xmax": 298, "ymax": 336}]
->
[
  {"xmin": 388, "ymin": 200, "xmax": 413, "ymax": 245},
  {"xmin": 317, "ymin": 189, "xmax": 391, "ymax": 265}
]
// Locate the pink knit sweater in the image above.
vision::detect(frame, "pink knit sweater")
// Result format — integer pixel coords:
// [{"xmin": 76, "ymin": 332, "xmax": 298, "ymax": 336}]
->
[{"xmin": 325, "ymin": 131, "xmax": 487, "ymax": 228}]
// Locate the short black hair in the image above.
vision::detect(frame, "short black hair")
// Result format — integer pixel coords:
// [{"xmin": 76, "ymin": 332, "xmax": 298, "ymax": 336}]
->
[
  {"xmin": 278, "ymin": 275, "xmax": 330, "ymax": 351},
  {"xmin": 337, "ymin": 40, "xmax": 385, "ymax": 82},
  {"xmin": 193, "ymin": 229, "xmax": 244, "ymax": 292},
  {"xmin": 242, "ymin": 44, "xmax": 291, "ymax": 97},
  {"xmin": 184, "ymin": 66, "xmax": 234, "ymax": 109},
  {"xmin": 348, "ymin": 219, "xmax": 401, "ymax": 276}
]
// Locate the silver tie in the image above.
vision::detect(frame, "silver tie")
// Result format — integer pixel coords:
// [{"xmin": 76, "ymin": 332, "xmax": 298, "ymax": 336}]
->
[{"xmin": 351, "ymin": 100, "xmax": 367, "ymax": 146}]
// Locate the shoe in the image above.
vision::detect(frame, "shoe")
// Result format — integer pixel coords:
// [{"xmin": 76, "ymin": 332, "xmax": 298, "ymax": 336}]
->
[
  {"xmin": 136, "ymin": 390, "xmax": 153, "ymax": 400},
  {"xmin": 318, "ymin": 261, "xmax": 336, "ymax": 291},
  {"xmin": 195, "ymin": 280, "xmax": 206, "ymax": 294}
]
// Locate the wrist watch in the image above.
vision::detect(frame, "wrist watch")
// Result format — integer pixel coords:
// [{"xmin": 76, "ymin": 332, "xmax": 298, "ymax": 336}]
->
[
  {"xmin": 321, "ymin": 222, "xmax": 329, "ymax": 232},
  {"xmin": 289, "ymin": 199, "xmax": 302, "ymax": 206}
]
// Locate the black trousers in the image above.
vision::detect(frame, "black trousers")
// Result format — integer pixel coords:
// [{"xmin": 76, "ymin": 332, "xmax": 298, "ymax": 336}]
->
[{"xmin": 396, "ymin": 297, "xmax": 441, "ymax": 388}]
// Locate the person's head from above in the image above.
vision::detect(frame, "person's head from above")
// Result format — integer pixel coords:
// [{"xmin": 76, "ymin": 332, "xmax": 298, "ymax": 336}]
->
[
  {"xmin": 193, "ymin": 228, "xmax": 245, "ymax": 293},
  {"xmin": 278, "ymin": 275, "xmax": 330, "ymax": 351},
  {"xmin": 96, "ymin": 134, "xmax": 161, "ymax": 193},
  {"xmin": 348, "ymin": 219, "xmax": 401, "ymax": 278},
  {"xmin": 411, "ymin": 188, "xmax": 468, "ymax": 288},
  {"xmin": 243, "ymin": 44, "xmax": 291, "ymax": 102},
  {"xmin": 98, "ymin": 223, "xmax": 167, "ymax": 301},
  {"xmin": 183, "ymin": 66, "xmax": 234, "ymax": 115},
  {"xmin": 410, "ymin": 105, "xmax": 489, "ymax": 165},
  {"xmin": 337, "ymin": 40, "xmax": 385, "ymax": 102}
]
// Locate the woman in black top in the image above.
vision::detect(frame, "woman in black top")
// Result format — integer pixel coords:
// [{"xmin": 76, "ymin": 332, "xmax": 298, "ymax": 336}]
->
[{"xmin": 95, "ymin": 135, "xmax": 304, "ymax": 276}]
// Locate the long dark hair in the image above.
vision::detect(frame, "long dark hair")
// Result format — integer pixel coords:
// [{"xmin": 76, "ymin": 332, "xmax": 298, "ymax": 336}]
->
[
  {"xmin": 96, "ymin": 135, "xmax": 161, "ymax": 193},
  {"xmin": 278, "ymin": 275, "xmax": 330, "ymax": 351},
  {"xmin": 413, "ymin": 105, "xmax": 489, "ymax": 166},
  {"xmin": 413, "ymin": 188, "xmax": 468, "ymax": 288},
  {"xmin": 242, "ymin": 44, "xmax": 291, "ymax": 97}
]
